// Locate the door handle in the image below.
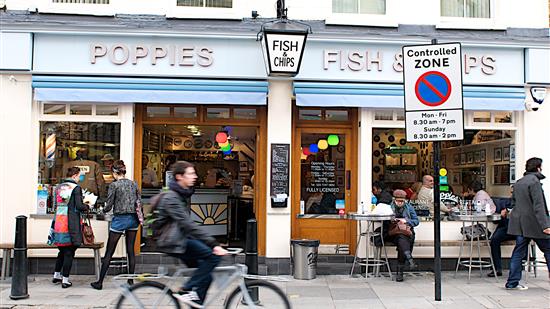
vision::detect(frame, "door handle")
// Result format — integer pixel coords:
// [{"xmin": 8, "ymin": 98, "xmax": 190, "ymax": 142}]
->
[{"xmin": 346, "ymin": 170, "xmax": 351, "ymax": 190}]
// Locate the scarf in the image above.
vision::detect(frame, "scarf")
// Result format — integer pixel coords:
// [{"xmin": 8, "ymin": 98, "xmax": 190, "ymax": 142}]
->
[{"xmin": 169, "ymin": 181, "xmax": 195, "ymax": 199}]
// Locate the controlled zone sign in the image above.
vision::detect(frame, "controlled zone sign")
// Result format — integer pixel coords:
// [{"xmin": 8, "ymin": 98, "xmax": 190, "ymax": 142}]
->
[{"xmin": 403, "ymin": 43, "xmax": 464, "ymax": 142}]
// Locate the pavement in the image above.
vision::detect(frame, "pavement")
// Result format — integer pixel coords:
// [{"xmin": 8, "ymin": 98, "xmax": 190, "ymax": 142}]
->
[{"xmin": 0, "ymin": 270, "xmax": 549, "ymax": 309}]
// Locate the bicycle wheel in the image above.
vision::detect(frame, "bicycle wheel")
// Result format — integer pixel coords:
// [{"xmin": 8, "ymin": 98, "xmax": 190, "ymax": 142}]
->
[
  {"xmin": 224, "ymin": 280, "xmax": 291, "ymax": 309},
  {"xmin": 115, "ymin": 281, "xmax": 181, "ymax": 309}
]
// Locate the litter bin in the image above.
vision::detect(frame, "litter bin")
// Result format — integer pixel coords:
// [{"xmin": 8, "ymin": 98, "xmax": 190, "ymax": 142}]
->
[{"xmin": 290, "ymin": 239, "xmax": 320, "ymax": 280}]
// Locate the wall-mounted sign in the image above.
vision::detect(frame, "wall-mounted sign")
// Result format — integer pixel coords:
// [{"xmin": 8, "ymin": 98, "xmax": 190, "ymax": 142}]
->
[
  {"xmin": 270, "ymin": 143, "xmax": 290, "ymax": 196},
  {"xmin": 260, "ymin": 22, "xmax": 309, "ymax": 77}
]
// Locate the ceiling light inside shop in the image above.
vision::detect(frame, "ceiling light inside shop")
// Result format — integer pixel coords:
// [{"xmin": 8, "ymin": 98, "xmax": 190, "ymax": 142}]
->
[
  {"xmin": 75, "ymin": 141, "xmax": 87, "ymax": 145},
  {"xmin": 104, "ymin": 143, "xmax": 116, "ymax": 147}
]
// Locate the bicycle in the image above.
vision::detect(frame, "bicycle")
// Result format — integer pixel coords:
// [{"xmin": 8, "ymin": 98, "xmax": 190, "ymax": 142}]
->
[{"xmin": 113, "ymin": 248, "xmax": 292, "ymax": 309}]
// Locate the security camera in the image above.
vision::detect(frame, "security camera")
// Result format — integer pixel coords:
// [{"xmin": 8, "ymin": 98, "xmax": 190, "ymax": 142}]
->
[{"xmin": 525, "ymin": 100, "xmax": 542, "ymax": 112}]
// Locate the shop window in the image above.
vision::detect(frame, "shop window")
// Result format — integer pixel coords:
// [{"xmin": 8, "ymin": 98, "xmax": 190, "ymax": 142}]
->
[
  {"xmin": 38, "ymin": 121, "xmax": 121, "ymax": 214},
  {"xmin": 70, "ymin": 104, "xmax": 92, "ymax": 115},
  {"xmin": 333, "ymin": 0, "xmax": 386, "ymax": 14},
  {"xmin": 325, "ymin": 110, "xmax": 349, "ymax": 121},
  {"xmin": 174, "ymin": 107, "xmax": 198, "ymax": 119},
  {"xmin": 43, "ymin": 103, "xmax": 66, "ymax": 115},
  {"xmin": 96, "ymin": 105, "xmax": 119, "ymax": 116},
  {"xmin": 441, "ymin": 0, "xmax": 490, "ymax": 18},
  {"xmin": 299, "ymin": 109, "xmax": 322, "ymax": 121},
  {"xmin": 494, "ymin": 112, "xmax": 512, "ymax": 123},
  {"xmin": 207, "ymin": 107, "xmax": 230, "ymax": 119},
  {"xmin": 147, "ymin": 106, "xmax": 170, "ymax": 118},
  {"xmin": 233, "ymin": 108, "xmax": 257, "ymax": 120},
  {"xmin": 374, "ymin": 110, "xmax": 394, "ymax": 121},
  {"xmin": 177, "ymin": 0, "xmax": 232, "ymax": 8},
  {"xmin": 473, "ymin": 111, "xmax": 491, "ymax": 123}
]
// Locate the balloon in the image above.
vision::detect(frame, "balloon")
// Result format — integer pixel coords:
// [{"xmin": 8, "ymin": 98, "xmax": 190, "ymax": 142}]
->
[
  {"xmin": 309, "ymin": 144, "xmax": 319, "ymax": 153},
  {"xmin": 317, "ymin": 139, "xmax": 328, "ymax": 150},
  {"xmin": 327, "ymin": 135, "xmax": 339, "ymax": 146},
  {"xmin": 215, "ymin": 132, "xmax": 228, "ymax": 144},
  {"xmin": 371, "ymin": 196, "xmax": 378, "ymax": 204},
  {"xmin": 303, "ymin": 147, "xmax": 311, "ymax": 156}
]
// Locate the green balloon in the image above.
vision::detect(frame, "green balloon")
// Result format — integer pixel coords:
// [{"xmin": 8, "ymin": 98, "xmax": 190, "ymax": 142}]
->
[{"xmin": 327, "ymin": 135, "xmax": 339, "ymax": 146}]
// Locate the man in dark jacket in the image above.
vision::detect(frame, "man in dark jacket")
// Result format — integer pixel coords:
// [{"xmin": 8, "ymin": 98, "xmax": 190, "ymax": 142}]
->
[
  {"xmin": 372, "ymin": 181, "xmax": 393, "ymax": 205},
  {"xmin": 505, "ymin": 157, "xmax": 550, "ymax": 290},
  {"xmin": 155, "ymin": 161, "xmax": 227, "ymax": 305}
]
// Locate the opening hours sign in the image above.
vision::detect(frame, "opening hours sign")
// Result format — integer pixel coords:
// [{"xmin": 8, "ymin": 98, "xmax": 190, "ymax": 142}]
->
[{"xmin": 403, "ymin": 43, "xmax": 464, "ymax": 142}]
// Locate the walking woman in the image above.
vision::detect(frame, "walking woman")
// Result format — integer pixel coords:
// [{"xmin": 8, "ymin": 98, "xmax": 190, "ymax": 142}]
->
[
  {"xmin": 91, "ymin": 160, "xmax": 141, "ymax": 290},
  {"xmin": 49, "ymin": 167, "xmax": 90, "ymax": 288}
]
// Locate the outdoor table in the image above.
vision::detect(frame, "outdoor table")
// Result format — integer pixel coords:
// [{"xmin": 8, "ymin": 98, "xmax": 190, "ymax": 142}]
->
[
  {"xmin": 348, "ymin": 213, "xmax": 394, "ymax": 280},
  {"xmin": 451, "ymin": 212, "xmax": 501, "ymax": 282}
]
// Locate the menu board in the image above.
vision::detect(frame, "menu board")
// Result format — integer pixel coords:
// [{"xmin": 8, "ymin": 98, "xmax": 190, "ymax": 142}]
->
[
  {"xmin": 270, "ymin": 144, "xmax": 290, "ymax": 196},
  {"xmin": 306, "ymin": 161, "xmax": 339, "ymax": 193}
]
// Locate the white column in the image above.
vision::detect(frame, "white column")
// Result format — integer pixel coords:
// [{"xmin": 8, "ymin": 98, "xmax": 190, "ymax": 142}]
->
[
  {"xmin": 356, "ymin": 108, "xmax": 374, "ymax": 258},
  {"xmin": 523, "ymin": 87, "xmax": 550, "ymax": 203},
  {"xmin": 0, "ymin": 74, "xmax": 34, "ymax": 243},
  {"xmin": 265, "ymin": 79, "xmax": 293, "ymax": 258}
]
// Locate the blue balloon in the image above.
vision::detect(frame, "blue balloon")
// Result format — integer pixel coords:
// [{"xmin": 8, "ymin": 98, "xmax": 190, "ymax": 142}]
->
[
  {"xmin": 309, "ymin": 143, "xmax": 319, "ymax": 153},
  {"xmin": 371, "ymin": 196, "xmax": 378, "ymax": 204}
]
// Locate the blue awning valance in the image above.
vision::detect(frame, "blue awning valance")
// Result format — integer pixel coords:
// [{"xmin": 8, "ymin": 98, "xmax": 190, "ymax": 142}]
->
[
  {"xmin": 33, "ymin": 76, "xmax": 268, "ymax": 105},
  {"xmin": 294, "ymin": 82, "xmax": 525, "ymax": 111}
]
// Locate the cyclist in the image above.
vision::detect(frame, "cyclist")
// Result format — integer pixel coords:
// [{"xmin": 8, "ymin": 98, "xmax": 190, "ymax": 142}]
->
[{"xmin": 154, "ymin": 161, "xmax": 227, "ymax": 305}]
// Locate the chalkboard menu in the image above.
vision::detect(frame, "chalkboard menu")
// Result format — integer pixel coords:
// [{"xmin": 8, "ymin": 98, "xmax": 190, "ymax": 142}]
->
[{"xmin": 270, "ymin": 143, "xmax": 290, "ymax": 196}]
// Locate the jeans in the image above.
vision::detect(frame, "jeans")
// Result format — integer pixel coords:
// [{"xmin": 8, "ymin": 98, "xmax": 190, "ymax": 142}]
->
[
  {"xmin": 54, "ymin": 246, "xmax": 77, "ymax": 277},
  {"xmin": 489, "ymin": 226, "xmax": 516, "ymax": 271},
  {"xmin": 505, "ymin": 236, "xmax": 550, "ymax": 288},
  {"xmin": 387, "ymin": 233, "xmax": 415, "ymax": 264},
  {"xmin": 169, "ymin": 239, "xmax": 221, "ymax": 304}
]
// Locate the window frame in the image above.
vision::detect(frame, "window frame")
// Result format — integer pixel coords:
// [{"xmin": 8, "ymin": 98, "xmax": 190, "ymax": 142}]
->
[
  {"xmin": 327, "ymin": 0, "xmax": 398, "ymax": 27},
  {"xmin": 437, "ymin": 0, "xmax": 504, "ymax": 30}
]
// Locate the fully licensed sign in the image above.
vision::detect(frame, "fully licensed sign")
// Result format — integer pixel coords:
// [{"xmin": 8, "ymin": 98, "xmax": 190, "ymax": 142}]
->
[{"xmin": 403, "ymin": 43, "xmax": 464, "ymax": 142}]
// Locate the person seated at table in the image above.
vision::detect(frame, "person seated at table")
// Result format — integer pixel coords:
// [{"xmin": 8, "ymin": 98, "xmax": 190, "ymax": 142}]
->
[
  {"xmin": 468, "ymin": 180, "xmax": 496, "ymax": 213},
  {"xmin": 489, "ymin": 185, "xmax": 516, "ymax": 277},
  {"xmin": 405, "ymin": 181, "xmax": 423, "ymax": 201},
  {"xmin": 372, "ymin": 181, "xmax": 393, "ymax": 205},
  {"xmin": 386, "ymin": 189, "xmax": 420, "ymax": 282}
]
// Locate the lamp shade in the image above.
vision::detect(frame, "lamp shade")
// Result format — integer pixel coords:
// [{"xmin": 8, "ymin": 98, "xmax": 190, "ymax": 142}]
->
[
  {"xmin": 215, "ymin": 132, "xmax": 228, "ymax": 144},
  {"xmin": 301, "ymin": 153, "xmax": 308, "ymax": 160},
  {"xmin": 303, "ymin": 147, "xmax": 311, "ymax": 156},
  {"xmin": 327, "ymin": 135, "xmax": 339, "ymax": 146},
  {"xmin": 221, "ymin": 144, "xmax": 231, "ymax": 152},
  {"xmin": 309, "ymin": 144, "xmax": 319, "ymax": 153},
  {"xmin": 317, "ymin": 139, "xmax": 328, "ymax": 150},
  {"xmin": 218, "ymin": 141, "xmax": 230, "ymax": 148}
]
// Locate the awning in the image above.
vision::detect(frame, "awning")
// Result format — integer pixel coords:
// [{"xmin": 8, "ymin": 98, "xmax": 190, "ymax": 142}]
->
[
  {"xmin": 33, "ymin": 76, "xmax": 268, "ymax": 105},
  {"xmin": 294, "ymin": 82, "xmax": 525, "ymax": 111}
]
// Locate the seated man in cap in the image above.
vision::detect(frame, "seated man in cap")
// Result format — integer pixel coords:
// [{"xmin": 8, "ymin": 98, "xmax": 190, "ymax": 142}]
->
[{"xmin": 385, "ymin": 189, "xmax": 420, "ymax": 282}]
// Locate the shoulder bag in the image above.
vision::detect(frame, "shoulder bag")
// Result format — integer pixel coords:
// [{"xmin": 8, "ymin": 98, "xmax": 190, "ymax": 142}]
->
[
  {"xmin": 388, "ymin": 220, "xmax": 413, "ymax": 237},
  {"xmin": 81, "ymin": 215, "xmax": 95, "ymax": 245}
]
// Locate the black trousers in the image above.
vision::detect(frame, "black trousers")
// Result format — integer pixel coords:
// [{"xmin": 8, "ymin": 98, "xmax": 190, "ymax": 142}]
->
[
  {"xmin": 387, "ymin": 234, "xmax": 415, "ymax": 264},
  {"xmin": 55, "ymin": 246, "xmax": 78, "ymax": 277}
]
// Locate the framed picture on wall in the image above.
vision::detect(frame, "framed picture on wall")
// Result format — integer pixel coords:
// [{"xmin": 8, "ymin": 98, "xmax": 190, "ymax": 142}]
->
[
  {"xmin": 453, "ymin": 154, "xmax": 460, "ymax": 166},
  {"xmin": 510, "ymin": 145, "xmax": 516, "ymax": 162},
  {"xmin": 474, "ymin": 151, "xmax": 481, "ymax": 163},
  {"xmin": 480, "ymin": 149, "xmax": 486, "ymax": 162},
  {"xmin": 494, "ymin": 147, "xmax": 502, "ymax": 162},
  {"xmin": 503, "ymin": 147, "xmax": 510, "ymax": 161},
  {"xmin": 493, "ymin": 164, "xmax": 510, "ymax": 185},
  {"xmin": 480, "ymin": 163, "xmax": 486, "ymax": 176},
  {"xmin": 480, "ymin": 177, "xmax": 486, "ymax": 189},
  {"xmin": 452, "ymin": 172, "xmax": 461, "ymax": 185},
  {"xmin": 510, "ymin": 163, "xmax": 516, "ymax": 183},
  {"xmin": 239, "ymin": 161, "xmax": 248, "ymax": 172},
  {"xmin": 467, "ymin": 152, "xmax": 474, "ymax": 164},
  {"xmin": 336, "ymin": 176, "xmax": 345, "ymax": 186},
  {"xmin": 441, "ymin": 154, "xmax": 446, "ymax": 168},
  {"xmin": 460, "ymin": 153, "xmax": 466, "ymax": 165},
  {"xmin": 336, "ymin": 159, "xmax": 345, "ymax": 170}
]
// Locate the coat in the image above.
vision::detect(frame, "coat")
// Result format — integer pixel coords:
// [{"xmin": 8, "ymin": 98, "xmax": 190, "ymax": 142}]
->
[
  {"xmin": 50, "ymin": 179, "xmax": 89, "ymax": 247},
  {"xmin": 155, "ymin": 188, "xmax": 219, "ymax": 254},
  {"xmin": 507, "ymin": 172, "xmax": 550, "ymax": 239}
]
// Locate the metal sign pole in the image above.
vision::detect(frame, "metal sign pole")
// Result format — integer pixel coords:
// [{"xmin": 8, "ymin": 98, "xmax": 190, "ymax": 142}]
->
[{"xmin": 430, "ymin": 38, "xmax": 442, "ymax": 302}]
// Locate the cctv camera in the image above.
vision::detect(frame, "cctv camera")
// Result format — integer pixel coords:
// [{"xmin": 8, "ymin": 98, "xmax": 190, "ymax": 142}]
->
[{"xmin": 525, "ymin": 100, "xmax": 541, "ymax": 112}]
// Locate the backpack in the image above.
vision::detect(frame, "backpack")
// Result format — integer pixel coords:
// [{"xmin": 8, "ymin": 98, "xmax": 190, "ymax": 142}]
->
[{"xmin": 144, "ymin": 191, "xmax": 169, "ymax": 240}]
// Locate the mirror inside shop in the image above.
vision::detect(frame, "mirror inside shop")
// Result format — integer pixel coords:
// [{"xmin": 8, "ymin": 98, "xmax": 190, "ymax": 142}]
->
[
  {"xmin": 372, "ymin": 128, "xmax": 515, "ymax": 220},
  {"xmin": 140, "ymin": 124, "xmax": 257, "ymax": 249}
]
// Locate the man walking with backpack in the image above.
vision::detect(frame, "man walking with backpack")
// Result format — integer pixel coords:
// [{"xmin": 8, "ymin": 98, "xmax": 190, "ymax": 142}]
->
[
  {"xmin": 505, "ymin": 157, "xmax": 550, "ymax": 290},
  {"xmin": 154, "ymin": 161, "xmax": 227, "ymax": 305}
]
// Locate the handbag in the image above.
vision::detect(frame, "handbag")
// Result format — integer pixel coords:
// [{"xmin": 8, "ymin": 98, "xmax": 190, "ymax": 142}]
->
[
  {"xmin": 134, "ymin": 182, "xmax": 144, "ymax": 225},
  {"xmin": 461, "ymin": 223, "xmax": 490, "ymax": 240},
  {"xmin": 81, "ymin": 216, "xmax": 95, "ymax": 245},
  {"xmin": 388, "ymin": 220, "xmax": 413, "ymax": 237}
]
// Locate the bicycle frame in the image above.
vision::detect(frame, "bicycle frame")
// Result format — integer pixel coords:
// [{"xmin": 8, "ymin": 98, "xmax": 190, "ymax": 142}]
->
[{"xmin": 115, "ymin": 264, "xmax": 260, "ymax": 309}]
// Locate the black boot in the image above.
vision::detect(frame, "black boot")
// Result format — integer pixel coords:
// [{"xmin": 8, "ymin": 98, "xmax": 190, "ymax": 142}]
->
[
  {"xmin": 404, "ymin": 251, "xmax": 417, "ymax": 270},
  {"xmin": 396, "ymin": 264, "xmax": 404, "ymax": 282}
]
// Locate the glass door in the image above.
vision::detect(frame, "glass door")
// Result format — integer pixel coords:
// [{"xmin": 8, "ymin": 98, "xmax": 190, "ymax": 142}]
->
[{"xmin": 292, "ymin": 127, "xmax": 355, "ymax": 247}]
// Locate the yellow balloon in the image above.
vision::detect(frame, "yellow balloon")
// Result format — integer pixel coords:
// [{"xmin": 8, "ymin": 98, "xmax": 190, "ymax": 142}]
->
[
  {"xmin": 439, "ymin": 168, "xmax": 448, "ymax": 177},
  {"xmin": 318, "ymin": 139, "xmax": 328, "ymax": 150}
]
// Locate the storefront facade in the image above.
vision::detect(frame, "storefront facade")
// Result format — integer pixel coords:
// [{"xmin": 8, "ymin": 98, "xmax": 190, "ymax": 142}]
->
[{"xmin": 1, "ymin": 19, "xmax": 549, "ymax": 271}]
